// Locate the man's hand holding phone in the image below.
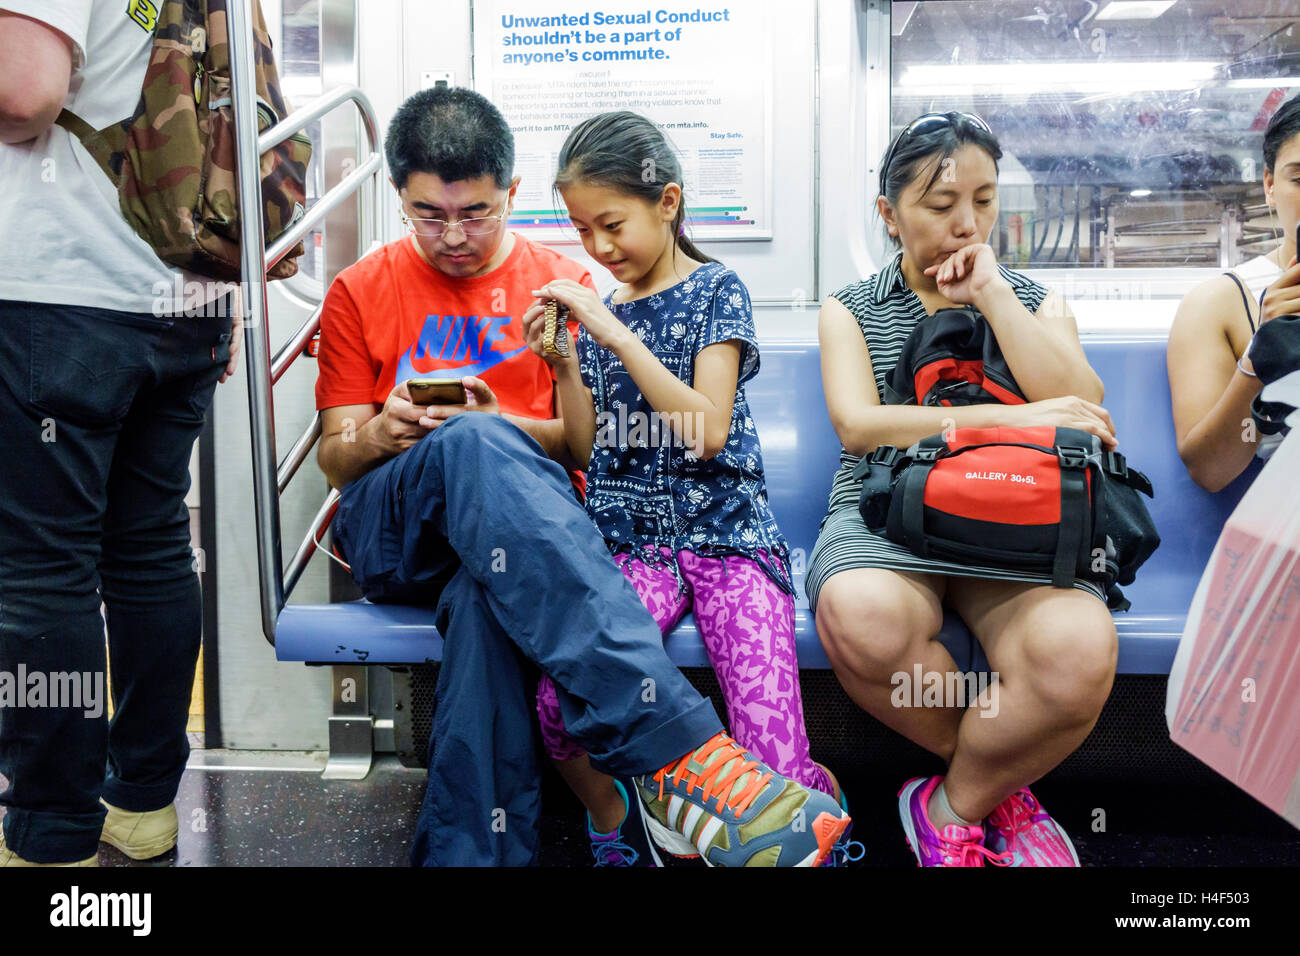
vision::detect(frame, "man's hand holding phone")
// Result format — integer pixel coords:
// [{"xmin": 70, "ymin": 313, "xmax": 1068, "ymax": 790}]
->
[
  {"xmin": 372, "ymin": 376, "xmax": 502, "ymax": 454},
  {"xmin": 414, "ymin": 375, "xmax": 501, "ymax": 428},
  {"xmin": 371, "ymin": 379, "xmax": 439, "ymax": 454}
]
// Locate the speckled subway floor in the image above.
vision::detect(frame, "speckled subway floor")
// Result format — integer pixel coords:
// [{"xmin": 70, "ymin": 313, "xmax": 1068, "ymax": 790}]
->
[{"xmin": 4, "ymin": 753, "xmax": 1296, "ymax": 867}]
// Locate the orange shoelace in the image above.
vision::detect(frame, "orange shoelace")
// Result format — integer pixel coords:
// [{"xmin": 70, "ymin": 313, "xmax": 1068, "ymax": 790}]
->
[{"xmin": 653, "ymin": 733, "xmax": 773, "ymax": 819}]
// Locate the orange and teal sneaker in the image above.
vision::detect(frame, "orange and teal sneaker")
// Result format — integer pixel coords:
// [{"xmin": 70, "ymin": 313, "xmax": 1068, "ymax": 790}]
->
[
  {"xmin": 632, "ymin": 732, "xmax": 850, "ymax": 867},
  {"xmin": 984, "ymin": 788, "xmax": 1080, "ymax": 866},
  {"xmin": 821, "ymin": 789, "xmax": 867, "ymax": 866}
]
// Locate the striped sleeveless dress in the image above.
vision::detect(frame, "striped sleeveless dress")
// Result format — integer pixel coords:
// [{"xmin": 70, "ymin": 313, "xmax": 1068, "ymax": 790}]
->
[{"xmin": 804, "ymin": 251, "xmax": 1108, "ymax": 613}]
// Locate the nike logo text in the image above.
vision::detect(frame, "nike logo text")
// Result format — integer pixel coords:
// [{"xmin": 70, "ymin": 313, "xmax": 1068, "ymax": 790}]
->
[{"xmin": 395, "ymin": 313, "xmax": 527, "ymax": 384}]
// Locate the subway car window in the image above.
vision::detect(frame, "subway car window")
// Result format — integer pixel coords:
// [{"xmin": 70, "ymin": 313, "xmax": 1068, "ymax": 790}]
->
[
  {"xmin": 891, "ymin": 0, "xmax": 1299, "ymax": 268},
  {"xmin": 277, "ymin": 0, "xmax": 326, "ymax": 292}
]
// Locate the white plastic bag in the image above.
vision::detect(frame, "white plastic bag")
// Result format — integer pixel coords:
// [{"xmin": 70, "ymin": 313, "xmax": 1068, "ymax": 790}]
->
[{"xmin": 1165, "ymin": 426, "xmax": 1300, "ymax": 828}]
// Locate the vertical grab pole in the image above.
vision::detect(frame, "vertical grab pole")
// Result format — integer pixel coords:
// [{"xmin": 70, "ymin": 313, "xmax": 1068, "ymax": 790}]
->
[{"xmin": 228, "ymin": 0, "xmax": 285, "ymax": 643}]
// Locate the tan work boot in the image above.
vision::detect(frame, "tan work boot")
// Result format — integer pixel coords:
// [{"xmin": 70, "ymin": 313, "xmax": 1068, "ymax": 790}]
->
[
  {"xmin": 0, "ymin": 828, "xmax": 97, "ymax": 866},
  {"xmin": 99, "ymin": 799, "xmax": 178, "ymax": 860}
]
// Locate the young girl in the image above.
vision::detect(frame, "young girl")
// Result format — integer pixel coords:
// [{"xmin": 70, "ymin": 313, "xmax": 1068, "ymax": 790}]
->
[
  {"xmin": 1169, "ymin": 92, "xmax": 1300, "ymax": 492},
  {"xmin": 524, "ymin": 110, "xmax": 856, "ymax": 866},
  {"xmin": 810, "ymin": 111, "xmax": 1118, "ymax": 866}
]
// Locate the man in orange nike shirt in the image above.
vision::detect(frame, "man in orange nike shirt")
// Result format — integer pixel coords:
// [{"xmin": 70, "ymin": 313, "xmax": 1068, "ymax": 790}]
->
[{"xmin": 314, "ymin": 88, "xmax": 848, "ymax": 867}]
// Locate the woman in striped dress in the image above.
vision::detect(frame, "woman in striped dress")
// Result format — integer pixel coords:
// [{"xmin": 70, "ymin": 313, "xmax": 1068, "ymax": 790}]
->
[{"xmin": 808, "ymin": 112, "xmax": 1119, "ymax": 867}]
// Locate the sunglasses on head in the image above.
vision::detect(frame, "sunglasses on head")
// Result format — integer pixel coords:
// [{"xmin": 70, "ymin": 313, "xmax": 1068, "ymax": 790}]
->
[{"xmin": 879, "ymin": 111, "xmax": 994, "ymax": 195}]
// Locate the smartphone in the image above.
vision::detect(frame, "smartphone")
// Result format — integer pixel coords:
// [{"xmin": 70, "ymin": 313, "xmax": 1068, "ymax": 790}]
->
[{"xmin": 407, "ymin": 378, "xmax": 467, "ymax": 406}]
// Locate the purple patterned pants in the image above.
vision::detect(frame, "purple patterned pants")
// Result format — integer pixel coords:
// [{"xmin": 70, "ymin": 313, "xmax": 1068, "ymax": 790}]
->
[{"xmin": 536, "ymin": 547, "xmax": 834, "ymax": 796}]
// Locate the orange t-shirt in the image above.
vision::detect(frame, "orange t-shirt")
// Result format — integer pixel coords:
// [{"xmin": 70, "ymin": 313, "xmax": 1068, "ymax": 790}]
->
[{"xmin": 315, "ymin": 233, "xmax": 590, "ymax": 418}]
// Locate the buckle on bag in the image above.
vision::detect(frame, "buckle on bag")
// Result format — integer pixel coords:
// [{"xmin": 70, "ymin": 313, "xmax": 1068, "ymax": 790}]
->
[
  {"xmin": 912, "ymin": 446, "xmax": 941, "ymax": 463},
  {"xmin": 1103, "ymin": 450, "xmax": 1129, "ymax": 480},
  {"xmin": 1057, "ymin": 445, "xmax": 1089, "ymax": 469},
  {"xmin": 870, "ymin": 446, "xmax": 902, "ymax": 469}
]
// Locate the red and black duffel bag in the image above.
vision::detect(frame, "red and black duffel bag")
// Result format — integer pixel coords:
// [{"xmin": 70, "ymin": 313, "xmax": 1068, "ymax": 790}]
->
[
  {"xmin": 857, "ymin": 305, "xmax": 1161, "ymax": 609},
  {"xmin": 856, "ymin": 427, "xmax": 1160, "ymax": 610}
]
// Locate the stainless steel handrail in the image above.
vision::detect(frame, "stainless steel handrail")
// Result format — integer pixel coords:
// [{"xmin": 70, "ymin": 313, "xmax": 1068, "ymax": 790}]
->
[
  {"xmin": 285, "ymin": 489, "xmax": 342, "ymax": 599},
  {"xmin": 229, "ymin": 0, "xmax": 281, "ymax": 642},
  {"xmin": 260, "ymin": 84, "xmax": 375, "ymax": 152},
  {"xmin": 266, "ymin": 153, "xmax": 383, "ymax": 268},
  {"xmin": 229, "ymin": 0, "xmax": 384, "ymax": 645},
  {"xmin": 272, "ymin": 301, "xmax": 324, "ymax": 384},
  {"xmin": 259, "ymin": 84, "xmax": 385, "ymax": 268},
  {"xmin": 270, "ymin": 238, "xmax": 382, "ymax": 385},
  {"xmin": 278, "ymin": 413, "xmax": 323, "ymax": 494}
]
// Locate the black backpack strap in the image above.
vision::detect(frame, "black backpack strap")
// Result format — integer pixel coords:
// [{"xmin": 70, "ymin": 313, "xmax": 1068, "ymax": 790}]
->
[
  {"xmin": 882, "ymin": 381, "xmax": 913, "ymax": 406},
  {"xmin": 852, "ymin": 444, "xmax": 902, "ymax": 480},
  {"xmin": 1100, "ymin": 450, "xmax": 1154, "ymax": 497},
  {"xmin": 1106, "ymin": 583, "xmax": 1131, "ymax": 613},
  {"xmin": 1053, "ymin": 446, "xmax": 1090, "ymax": 588},
  {"xmin": 1091, "ymin": 460, "xmax": 1111, "ymax": 581},
  {"xmin": 1224, "ymin": 271, "xmax": 1256, "ymax": 334},
  {"xmin": 1251, "ymin": 395, "xmax": 1292, "ymax": 435},
  {"xmin": 894, "ymin": 452, "xmax": 937, "ymax": 557}
]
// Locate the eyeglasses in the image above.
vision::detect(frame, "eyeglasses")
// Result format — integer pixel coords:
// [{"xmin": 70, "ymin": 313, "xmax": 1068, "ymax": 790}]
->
[
  {"xmin": 879, "ymin": 112, "xmax": 994, "ymax": 195},
  {"xmin": 401, "ymin": 196, "xmax": 511, "ymax": 239}
]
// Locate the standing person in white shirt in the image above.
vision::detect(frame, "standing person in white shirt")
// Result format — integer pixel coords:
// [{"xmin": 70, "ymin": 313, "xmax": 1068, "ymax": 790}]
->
[
  {"xmin": 0, "ymin": 1, "xmax": 239, "ymax": 866},
  {"xmin": 1170, "ymin": 93, "xmax": 1300, "ymax": 492}
]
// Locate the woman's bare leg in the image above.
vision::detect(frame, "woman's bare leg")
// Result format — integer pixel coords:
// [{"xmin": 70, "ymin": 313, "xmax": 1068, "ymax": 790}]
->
[
  {"xmin": 936, "ymin": 577, "xmax": 1117, "ymax": 825},
  {"xmin": 816, "ymin": 568, "xmax": 964, "ymax": 762}
]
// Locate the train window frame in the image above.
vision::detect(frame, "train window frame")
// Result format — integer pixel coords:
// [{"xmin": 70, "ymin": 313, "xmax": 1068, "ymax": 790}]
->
[
  {"xmin": 271, "ymin": 0, "xmax": 327, "ymax": 303},
  {"xmin": 863, "ymin": 0, "xmax": 1300, "ymax": 331}
]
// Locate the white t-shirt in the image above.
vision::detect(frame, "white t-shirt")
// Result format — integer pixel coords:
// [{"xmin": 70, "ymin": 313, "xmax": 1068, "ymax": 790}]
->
[
  {"xmin": 0, "ymin": 0, "xmax": 216, "ymax": 313},
  {"xmin": 1230, "ymin": 254, "xmax": 1286, "ymax": 460}
]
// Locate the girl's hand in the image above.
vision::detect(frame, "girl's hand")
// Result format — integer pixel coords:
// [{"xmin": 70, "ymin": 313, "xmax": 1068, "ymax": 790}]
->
[
  {"xmin": 532, "ymin": 278, "xmax": 629, "ymax": 352},
  {"xmin": 1260, "ymin": 256, "xmax": 1300, "ymax": 325},
  {"xmin": 925, "ymin": 243, "xmax": 1009, "ymax": 307},
  {"xmin": 522, "ymin": 298, "xmax": 577, "ymax": 369},
  {"xmin": 1003, "ymin": 395, "xmax": 1118, "ymax": 450}
]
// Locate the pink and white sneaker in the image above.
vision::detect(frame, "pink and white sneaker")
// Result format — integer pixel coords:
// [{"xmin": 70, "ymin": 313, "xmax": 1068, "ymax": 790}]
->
[
  {"xmin": 984, "ymin": 787, "xmax": 1080, "ymax": 866},
  {"xmin": 897, "ymin": 777, "xmax": 1010, "ymax": 867}
]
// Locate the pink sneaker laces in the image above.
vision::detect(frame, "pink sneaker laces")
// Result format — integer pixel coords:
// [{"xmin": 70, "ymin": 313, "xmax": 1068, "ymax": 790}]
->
[
  {"xmin": 939, "ymin": 826, "xmax": 1011, "ymax": 867},
  {"xmin": 988, "ymin": 789, "xmax": 1048, "ymax": 840}
]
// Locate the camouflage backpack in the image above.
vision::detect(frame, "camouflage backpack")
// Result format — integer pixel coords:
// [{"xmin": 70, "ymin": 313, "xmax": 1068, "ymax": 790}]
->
[{"xmin": 56, "ymin": 0, "xmax": 312, "ymax": 280}]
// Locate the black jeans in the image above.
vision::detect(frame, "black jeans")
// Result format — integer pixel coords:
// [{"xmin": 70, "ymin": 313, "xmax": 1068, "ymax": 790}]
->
[{"xmin": 0, "ymin": 299, "xmax": 231, "ymax": 863}]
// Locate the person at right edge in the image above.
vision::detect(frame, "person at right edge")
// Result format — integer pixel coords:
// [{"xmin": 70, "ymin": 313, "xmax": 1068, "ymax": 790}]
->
[
  {"xmin": 1169, "ymin": 93, "xmax": 1300, "ymax": 492},
  {"xmin": 809, "ymin": 111, "xmax": 1121, "ymax": 867}
]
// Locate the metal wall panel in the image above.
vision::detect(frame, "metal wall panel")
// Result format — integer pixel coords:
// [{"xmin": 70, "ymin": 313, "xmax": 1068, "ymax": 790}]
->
[{"xmin": 212, "ymin": 0, "xmax": 360, "ymax": 749}]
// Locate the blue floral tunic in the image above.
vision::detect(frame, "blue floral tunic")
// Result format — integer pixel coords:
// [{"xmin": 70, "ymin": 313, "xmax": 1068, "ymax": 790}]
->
[{"xmin": 577, "ymin": 262, "xmax": 793, "ymax": 594}]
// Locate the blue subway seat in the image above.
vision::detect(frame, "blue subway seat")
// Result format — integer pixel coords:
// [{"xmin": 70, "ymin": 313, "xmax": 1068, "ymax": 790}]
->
[{"xmin": 276, "ymin": 335, "xmax": 1257, "ymax": 673}]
